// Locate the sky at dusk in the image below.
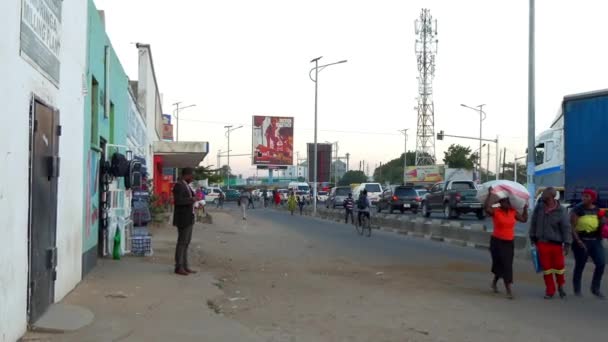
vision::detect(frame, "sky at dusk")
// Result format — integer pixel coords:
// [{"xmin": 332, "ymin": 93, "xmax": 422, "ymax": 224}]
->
[{"xmin": 94, "ymin": 0, "xmax": 608, "ymax": 177}]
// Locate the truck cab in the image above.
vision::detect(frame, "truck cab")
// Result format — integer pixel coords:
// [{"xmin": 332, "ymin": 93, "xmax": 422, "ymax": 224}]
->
[{"xmin": 422, "ymin": 180, "xmax": 484, "ymax": 219}]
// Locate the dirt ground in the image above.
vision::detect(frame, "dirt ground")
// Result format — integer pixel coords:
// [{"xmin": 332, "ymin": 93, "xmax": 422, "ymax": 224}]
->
[{"xmin": 23, "ymin": 206, "xmax": 606, "ymax": 342}]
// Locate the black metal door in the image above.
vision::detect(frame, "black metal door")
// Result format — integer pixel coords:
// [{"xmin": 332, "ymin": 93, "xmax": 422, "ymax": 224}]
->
[{"xmin": 29, "ymin": 99, "xmax": 60, "ymax": 323}]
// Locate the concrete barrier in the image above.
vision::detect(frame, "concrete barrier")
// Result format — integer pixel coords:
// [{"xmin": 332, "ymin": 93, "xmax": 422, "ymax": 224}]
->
[
  {"xmin": 396, "ymin": 216, "xmax": 413, "ymax": 234},
  {"xmin": 305, "ymin": 206, "xmax": 534, "ymax": 254}
]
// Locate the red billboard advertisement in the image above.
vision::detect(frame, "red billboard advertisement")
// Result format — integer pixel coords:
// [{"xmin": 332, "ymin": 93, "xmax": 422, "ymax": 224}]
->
[
  {"xmin": 307, "ymin": 143, "xmax": 332, "ymax": 183},
  {"xmin": 252, "ymin": 116, "xmax": 294, "ymax": 165}
]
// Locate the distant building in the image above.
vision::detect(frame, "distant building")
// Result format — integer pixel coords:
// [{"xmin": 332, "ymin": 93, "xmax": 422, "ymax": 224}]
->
[{"xmin": 331, "ymin": 160, "xmax": 347, "ymax": 181}]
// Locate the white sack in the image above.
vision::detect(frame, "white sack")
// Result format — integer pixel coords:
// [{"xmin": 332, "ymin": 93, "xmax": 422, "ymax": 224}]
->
[{"xmin": 477, "ymin": 180, "xmax": 530, "ymax": 213}]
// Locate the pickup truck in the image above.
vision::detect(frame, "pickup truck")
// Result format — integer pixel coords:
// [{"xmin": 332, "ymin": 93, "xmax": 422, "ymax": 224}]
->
[{"xmin": 421, "ymin": 180, "xmax": 484, "ymax": 219}]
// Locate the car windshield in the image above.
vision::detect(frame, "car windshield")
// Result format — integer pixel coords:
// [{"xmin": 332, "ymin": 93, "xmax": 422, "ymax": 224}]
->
[
  {"xmin": 365, "ymin": 184, "xmax": 381, "ymax": 192},
  {"xmin": 451, "ymin": 182, "xmax": 475, "ymax": 191},
  {"xmin": 395, "ymin": 187, "xmax": 417, "ymax": 196},
  {"xmin": 318, "ymin": 191, "xmax": 328, "ymax": 195},
  {"xmin": 298, "ymin": 185, "xmax": 309, "ymax": 191},
  {"xmin": 336, "ymin": 188, "xmax": 350, "ymax": 196},
  {"xmin": 416, "ymin": 189, "xmax": 428, "ymax": 195}
]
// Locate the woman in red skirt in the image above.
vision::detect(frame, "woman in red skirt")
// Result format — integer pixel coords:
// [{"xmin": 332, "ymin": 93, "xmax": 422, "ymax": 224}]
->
[{"xmin": 485, "ymin": 187, "xmax": 528, "ymax": 299}]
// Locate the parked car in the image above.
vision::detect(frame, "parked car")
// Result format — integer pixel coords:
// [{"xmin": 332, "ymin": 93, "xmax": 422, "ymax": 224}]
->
[
  {"xmin": 377, "ymin": 186, "xmax": 422, "ymax": 214},
  {"xmin": 224, "ymin": 189, "xmax": 241, "ymax": 202},
  {"xmin": 317, "ymin": 191, "xmax": 329, "ymax": 202},
  {"xmin": 422, "ymin": 181, "xmax": 483, "ymax": 219},
  {"xmin": 352, "ymin": 183, "xmax": 383, "ymax": 206},
  {"xmin": 205, "ymin": 187, "xmax": 224, "ymax": 204},
  {"xmin": 327, "ymin": 186, "xmax": 352, "ymax": 209}
]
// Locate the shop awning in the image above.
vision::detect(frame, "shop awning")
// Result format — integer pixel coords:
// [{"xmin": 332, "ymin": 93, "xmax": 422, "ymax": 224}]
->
[{"xmin": 153, "ymin": 141, "xmax": 209, "ymax": 168}]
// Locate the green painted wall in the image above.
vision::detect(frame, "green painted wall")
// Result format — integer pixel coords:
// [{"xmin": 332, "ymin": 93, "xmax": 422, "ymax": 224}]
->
[{"xmin": 82, "ymin": 0, "xmax": 130, "ymax": 260}]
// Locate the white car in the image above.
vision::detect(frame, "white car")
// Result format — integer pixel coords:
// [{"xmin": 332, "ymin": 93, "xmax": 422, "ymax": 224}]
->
[
  {"xmin": 317, "ymin": 191, "xmax": 329, "ymax": 202},
  {"xmin": 205, "ymin": 187, "xmax": 224, "ymax": 204},
  {"xmin": 353, "ymin": 183, "xmax": 383, "ymax": 206}
]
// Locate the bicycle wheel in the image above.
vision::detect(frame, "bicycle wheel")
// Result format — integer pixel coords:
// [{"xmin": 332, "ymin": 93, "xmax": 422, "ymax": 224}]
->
[
  {"xmin": 355, "ymin": 216, "xmax": 364, "ymax": 235},
  {"xmin": 364, "ymin": 216, "xmax": 372, "ymax": 237}
]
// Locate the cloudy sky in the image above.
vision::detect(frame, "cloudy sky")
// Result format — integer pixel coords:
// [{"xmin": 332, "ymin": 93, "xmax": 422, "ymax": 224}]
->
[{"xmin": 95, "ymin": 0, "xmax": 608, "ymax": 177}]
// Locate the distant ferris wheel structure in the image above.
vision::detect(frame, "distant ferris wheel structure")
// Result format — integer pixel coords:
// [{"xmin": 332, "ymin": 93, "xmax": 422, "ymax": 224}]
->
[{"xmin": 414, "ymin": 8, "xmax": 438, "ymax": 166}]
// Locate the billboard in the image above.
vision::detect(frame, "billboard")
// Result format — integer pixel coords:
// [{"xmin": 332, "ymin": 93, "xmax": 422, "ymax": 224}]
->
[
  {"xmin": 307, "ymin": 143, "xmax": 333, "ymax": 183},
  {"xmin": 252, "ymin": 116, "xmax": 294, "ymax": 165},
  {"xmin": 405, "ymin": 165, "xmax": 443, "ymax": 183}
]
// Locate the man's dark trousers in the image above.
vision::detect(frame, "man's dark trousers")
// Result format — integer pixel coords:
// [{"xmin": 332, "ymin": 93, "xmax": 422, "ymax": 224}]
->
[
  {"xmin": 345, "ymin": 209, "xmax": 354, "ymax": 224},
  {"xmin": 175, "ymin": 225, "xmax": 193, "ymax": 270}
]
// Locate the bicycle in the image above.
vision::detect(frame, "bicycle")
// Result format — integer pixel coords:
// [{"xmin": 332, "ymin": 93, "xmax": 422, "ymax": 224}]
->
[{"xmin": 354, "ymin": 210, "xmax": 372, "ymax": 237}]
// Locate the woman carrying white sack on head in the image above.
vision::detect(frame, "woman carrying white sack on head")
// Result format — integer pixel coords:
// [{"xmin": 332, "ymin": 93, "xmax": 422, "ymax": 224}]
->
[{"xmin": 478, "ymin": 180, "xmax": 529, "ymax": 299}]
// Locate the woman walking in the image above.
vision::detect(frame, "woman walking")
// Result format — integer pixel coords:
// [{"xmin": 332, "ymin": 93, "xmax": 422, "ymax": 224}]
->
[
  {"xmin": 485, "ymin": 187, "xmax": 528, "ymax": 299},
  {"xmin": 287, "ymin": 192, "xmax": 297, "ymax": 215},
  {"xmin": 571, "ymin": 189, "xmax": 606, "ymax": 299},
  {"xmin": 274, "ymin": 191, "xmax": 281, "ymax": 207}
]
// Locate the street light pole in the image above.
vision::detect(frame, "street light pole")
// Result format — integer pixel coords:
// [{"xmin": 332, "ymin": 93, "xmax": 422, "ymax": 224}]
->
[
  {"xmin": 527, "ymin": 0, "xmax": 536, "ymax": 208},
  {"xmin": 461, "ymin": 104, "xmax": 486, "ymax": 181},
  {"xmin": 309, "ymin": 56, "xmax": 347, "ymax": 216},
  {"xmin": 399, "ymin": 129, "xmax": 409, "ymax": 184},
  {"xmin": 224, "ymin": 125, "xmax": 243, "ymax": 189},
  {"xmin": 173, "ymin": 102, "xmax": 196, "ymax": 141}
]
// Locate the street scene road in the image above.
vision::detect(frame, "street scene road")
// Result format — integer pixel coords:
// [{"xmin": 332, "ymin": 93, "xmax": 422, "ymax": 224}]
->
[{"xmin": 27, "ymin": 204, "xmax": 607, "ymax": 341}]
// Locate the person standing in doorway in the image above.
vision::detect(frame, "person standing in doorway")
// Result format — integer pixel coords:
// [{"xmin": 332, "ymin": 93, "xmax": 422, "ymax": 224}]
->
[
  {"xmin": 571, "ymin": 189, "xmax": 606, "ymax": 299},
  {"xmin": 240, "ymin": 189, "xmax": 251, "ymax": 220},
  {"xmin": 172, "ymin": 167, "xmax": 198, "ymax": 276},
  {"xmin": 344, "ymin": 193, "xmax": 355, "ymax": 224},
  {"xmin": 484, "ymin": 187, "xmax": 528, "ymax": 299},
  {"xmin": 529, "ymin": 187, "xmax": 572, "ymax": 299}
]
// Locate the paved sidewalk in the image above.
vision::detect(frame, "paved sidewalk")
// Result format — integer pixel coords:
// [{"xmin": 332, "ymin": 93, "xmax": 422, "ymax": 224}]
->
[{"xmin": 23, "ymin": 220, "xmax": 264, "ymax": 342}]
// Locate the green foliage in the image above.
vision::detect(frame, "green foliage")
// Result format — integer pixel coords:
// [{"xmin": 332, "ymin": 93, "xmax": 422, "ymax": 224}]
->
[
  {"xmin": 339, "ymin": 171, "xmax": 368, "ymax": 186},
  {"xmin": 194, "ymin": 165, "xmax": 223, "ymax": 184},
  {"xmin": 443, "ymin": 144, "xmax": 478, "ymax": 169}
]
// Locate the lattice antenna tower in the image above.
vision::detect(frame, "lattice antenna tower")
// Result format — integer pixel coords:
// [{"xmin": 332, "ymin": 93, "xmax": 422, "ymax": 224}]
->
[{"xmin": 414, "ymin": 8, "xmax": 438, "ymax": 166}]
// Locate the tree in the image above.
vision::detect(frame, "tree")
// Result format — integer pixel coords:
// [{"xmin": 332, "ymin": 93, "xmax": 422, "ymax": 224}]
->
[
  {"xmin": 194, "ymin": 165, "xmax": 223, "ymax": 184},
  {"xmin": 501, "ymin": 162, "xmax": 527, "ymax": 184},
  {"xmin": 442, "ymin": 144, "xmax": 477, "ymax": 169},
  {"xmin": 373, "ymin": 151, "xmax": 432, "ymax": 184},
  {"xmin": 339, "ymin": 171, "xmax": 368, "ymax": 186}
]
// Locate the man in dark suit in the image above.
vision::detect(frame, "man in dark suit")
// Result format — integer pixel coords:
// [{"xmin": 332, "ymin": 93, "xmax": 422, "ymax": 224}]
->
[{"xmin": 173, "ymin": 167, "xmax": 197, "ymax": 276}]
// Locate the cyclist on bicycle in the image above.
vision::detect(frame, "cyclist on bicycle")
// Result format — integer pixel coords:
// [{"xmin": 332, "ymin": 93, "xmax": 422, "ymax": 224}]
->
[{"xmin": 356, "ymin": 190, "xmax": 371, "ymax": 226}]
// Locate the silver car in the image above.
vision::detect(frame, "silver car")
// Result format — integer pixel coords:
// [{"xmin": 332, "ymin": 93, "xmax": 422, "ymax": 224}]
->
[{"xmin": 327, "ymin": 186, "xmax": 352, "ymax": 209}]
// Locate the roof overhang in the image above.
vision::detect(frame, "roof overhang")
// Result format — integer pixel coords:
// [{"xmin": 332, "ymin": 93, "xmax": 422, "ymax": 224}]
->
[{"xmin": 153, "ymin": 141, "xmax": 209, "ymax": 168}]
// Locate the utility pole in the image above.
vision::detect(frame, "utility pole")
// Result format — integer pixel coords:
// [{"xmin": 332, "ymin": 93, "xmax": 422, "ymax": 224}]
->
[
  {"xmin": 502, "ymin": 147, "xmax": 507, "ymax": 179},
  {"xmin": 224, "ymin": 125, "xmax": 243, "ymax": 189},
  {"xmin": 527, "ymin": 0, "xmax": 536, "ymax": 208},
  {"xmin": 346, "ymin": 153, "xmax": 350, "ymax": 172},
  {"xmin": 173, "ymin": 102, "xmax": 196, "ymax": 142},
  {"xmin": 486, "ymin": 144, "xmax": 490, "ymax": 182},
  {"xmin": 399, "ymin": 129, "xmax": 409, "ymax": 184},
  {"xmin": 217, "ymin": 149, "xmax": 221, "ymax": 175}
]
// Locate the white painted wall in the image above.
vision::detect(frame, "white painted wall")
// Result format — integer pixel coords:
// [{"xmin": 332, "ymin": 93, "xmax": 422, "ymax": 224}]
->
[
  {"xmin": 137, "ymin": 45, "xmax": 162, "ymax": 179},
  {"xmin": 0, "ymin": 0, "xmax": 87, "ymax": 340}
]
